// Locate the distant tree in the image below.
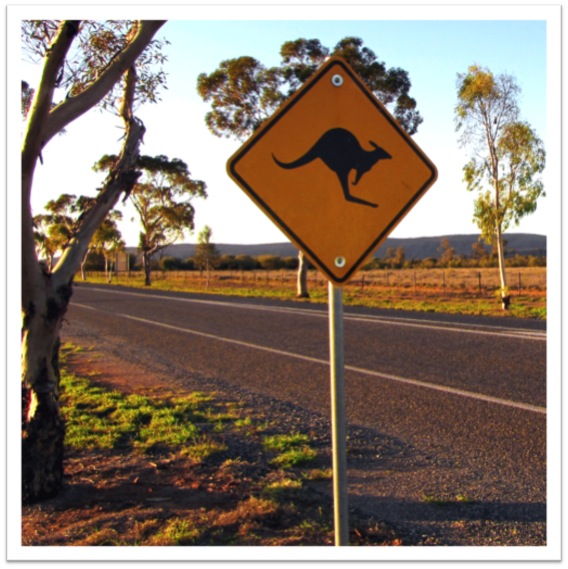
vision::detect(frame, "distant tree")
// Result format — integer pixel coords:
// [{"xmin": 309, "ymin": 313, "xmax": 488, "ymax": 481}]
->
[
  {"xmin": 82, "ymin": 251, "xmax": 105, "ymax": 271},
  {"xmin": 234, "ymin": 254, "xmax": 259, "ymax": 271},
  {"xmin": 438, "ymin": 238, "xmax": 456, "ymax": 267},
  {"xmin": 32, "ymin": 194, "xmax": 78, "ymax": 271},
  {"xmin": 282, "ymin": 256, "xmax": 299, "ymax": 270},
  {"xmin": 384, "ymin": 246, "xmax": 405, "ymax": 269},
  {"xmin": 33, "ymin": 193, "xmax": 123, "ymax": 280},
  {"xmin": 95, "ymin": 154, "xmax": 206, "ymax": 286},
  {"xmin": 395, "ymin": 247, "xmax": 406, "ymax": 269},
  {"xmin": 455, "ymin": 64, "xmax": 545, "ymax": 309},
  {"xmin": 256, "ymin": 254, "xmax": 285, "ymax": 271},
  {"xmin": 194, "ymin": 225, "xmax": 220, "ymax": 289},
  {"xmin": 159, "ymin": 256, "xmax": 183, "ymax": 271},
  {"xmin": 89, "ymin": 211, "xmax": 125, "ymax": 282},
  {"xmin": 21, "ymin": 19, "xmax": 167, "ymax": 503},
  {"xmin": 197, "ymin": 36, "xmax": 424, "ymax": 296},
  {"xmin": 420, "ymin": 257, "xmax": 437, "ymax": 269},
  {"xmin": 214, "ymin": 254, "xmax": 233, "ymax": 270},
  {"xmin": 470, "ymin": 240, "xmax": 488, "ymax": 265}
]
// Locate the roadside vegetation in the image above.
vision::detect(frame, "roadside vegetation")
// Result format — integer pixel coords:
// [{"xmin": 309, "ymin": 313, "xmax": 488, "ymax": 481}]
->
[
  {"xmin": 81, "ymin": 264, "xmax": 546, "ymax": 320},
  {"xmin": 22, "ymin": 343, "xmax": 400, "ymax": 546}
]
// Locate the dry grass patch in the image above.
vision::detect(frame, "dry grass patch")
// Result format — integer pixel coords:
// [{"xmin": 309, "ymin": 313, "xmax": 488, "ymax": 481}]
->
[{"xmin": 22, "ymin": 343, "xmax": 402, "ymax": 547}]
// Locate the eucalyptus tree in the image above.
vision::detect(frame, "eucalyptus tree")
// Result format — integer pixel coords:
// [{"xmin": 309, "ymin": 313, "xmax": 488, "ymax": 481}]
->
[
  {"xmin": 194, "ymin": 225, "xmax": 220, "ymax": 290},
  {"xmin": 95, "ymin": 154, "xmax": 207, "ymax": 285},
  {"xmin": 455, "ymin": 64, "xmax": 545, "ymax": 309},
  {"xmin": 21, "ymin": 19, "xmax": 167, "ymax": 503},
  {"xmin": 32, "ymin": 193, "xmax": 123, "ymax": 279},
  {"xmin": 88, "ymin": 211, "xmax": 125, "ymax": 282},
  {"xmin": 197, "ymin": 36, "xmax": 424, "ymax": 297},
  {"xmin": 32, "ymin": 194, "xmax": 78, "ymax": 272}
]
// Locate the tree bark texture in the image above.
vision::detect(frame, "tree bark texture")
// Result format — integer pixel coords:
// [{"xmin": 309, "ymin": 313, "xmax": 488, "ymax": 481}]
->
[
  {"xmin": 493, "ymin": 179, "xmax": 510, "ymax": 310},
  {"xmin": 143, "ymin": 251, "xmax": 152, "ymax": 286},
  {"xmin": 21, "ymin": 277, "xmax": 71, "ymax": 503},
  {"xmin": 495, "ymin": 223, "xmax": 510, "ymax": 309}
]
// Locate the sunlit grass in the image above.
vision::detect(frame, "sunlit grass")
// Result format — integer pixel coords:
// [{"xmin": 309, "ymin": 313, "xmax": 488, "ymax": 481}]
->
[
  {"xmin": 82, "ymin": 267, "xmax": 546, "ymax": 319},
  {"xmin": 262, "ymin": 432, "xmax": 318, "ymax": 468},
  {"xmin": 28, "ymin": 344, "xmax": 400, "ymax": 546},
  {"xmin": 61, "ymin": 371, "xmax": 222, "ymax": 458}
]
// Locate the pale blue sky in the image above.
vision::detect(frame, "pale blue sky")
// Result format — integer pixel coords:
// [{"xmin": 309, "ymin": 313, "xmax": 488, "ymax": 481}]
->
[{"xmin": 17, "ymin": 4, "xmax": 558, "ymax": 247}]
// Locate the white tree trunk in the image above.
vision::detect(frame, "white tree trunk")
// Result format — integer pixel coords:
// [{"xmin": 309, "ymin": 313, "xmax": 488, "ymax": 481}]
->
[
  {"xmin": 495, "ymin": 223, "xmax": 510, "ymax": 309},
  {"xmin": 493, "ymin": 175, "xmax": 510, "ymax": 310},
  {"xmin": 296, "ymin": 250, "xmax": 310, "ymax": 298}
]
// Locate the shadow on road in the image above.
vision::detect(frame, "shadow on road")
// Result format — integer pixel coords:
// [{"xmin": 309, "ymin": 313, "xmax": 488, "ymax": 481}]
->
[{"xmin": 349, "ymin": 495, "xmax": 546, "ymax": 523}]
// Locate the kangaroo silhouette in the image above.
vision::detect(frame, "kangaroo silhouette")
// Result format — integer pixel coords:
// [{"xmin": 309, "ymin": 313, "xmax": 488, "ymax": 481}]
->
[{"xmin": 272, "ymin": 127, "xmax": 391, "ymax": 208}]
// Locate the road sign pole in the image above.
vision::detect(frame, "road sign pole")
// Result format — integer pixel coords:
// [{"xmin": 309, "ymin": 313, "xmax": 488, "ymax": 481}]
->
[{"xmin": 328, "ymin": 282, "xmax": 349, "ymax": 546}]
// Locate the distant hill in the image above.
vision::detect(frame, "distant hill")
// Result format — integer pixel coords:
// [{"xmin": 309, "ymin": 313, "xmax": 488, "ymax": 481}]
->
[{"xmin": 128, "ymin": 233, "xmax": 546, "ymax": 261}]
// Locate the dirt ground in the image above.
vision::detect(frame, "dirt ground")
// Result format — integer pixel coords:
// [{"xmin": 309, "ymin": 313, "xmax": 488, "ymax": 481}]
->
[{"xmin": 21, "ymin": 343, "xmax": 401, "ymax": 548}]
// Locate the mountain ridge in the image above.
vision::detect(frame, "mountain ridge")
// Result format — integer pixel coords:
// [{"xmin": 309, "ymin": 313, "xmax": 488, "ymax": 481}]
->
[{"xmin": 128, "ymin": 233, "xmax": 546, "ymax": 261}]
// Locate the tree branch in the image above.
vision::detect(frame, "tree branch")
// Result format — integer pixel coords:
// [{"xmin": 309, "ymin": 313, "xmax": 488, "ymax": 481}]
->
[
  {"xmin": 44, "ymin": 20, "xmax": 165, "ymax": 146},
  {"xmin": 22, "ymin": 21, "xmax": 80, "ymax": 308},
  {"xmin": 53, "ymin": 65, "xmax": 145, "ymax": 283}
]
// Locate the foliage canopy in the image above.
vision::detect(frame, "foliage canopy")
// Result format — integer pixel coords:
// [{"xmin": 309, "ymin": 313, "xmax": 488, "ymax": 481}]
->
[
  {"xmin": 197, "ymin": 36, "xmax": 423, "ymax": 140},
  {"xmin": 21, "ymin": 20, "xmax": 169, "ymax": 117},
  {"xmin": 455, "ymin": 65, "xmax": 545, "ymax": 243},
  {"xmin": 94, "ymin": 153, "xmax": 207, "ymax": 284},
  {"xmin": 455, "ymin": 64, "xmax": 545, "ymax": 307}
]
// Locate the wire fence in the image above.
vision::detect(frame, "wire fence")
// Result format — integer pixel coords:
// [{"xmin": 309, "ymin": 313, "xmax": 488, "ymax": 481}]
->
[{"xmin": 85, "ymin": 266, "xmax": 546, "ymax": 297}]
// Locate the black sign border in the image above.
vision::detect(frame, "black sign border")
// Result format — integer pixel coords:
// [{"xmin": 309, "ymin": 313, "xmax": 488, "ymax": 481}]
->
[{"xmin": 227, "ymin": 57, "xmax": 437, "ymax": 285}]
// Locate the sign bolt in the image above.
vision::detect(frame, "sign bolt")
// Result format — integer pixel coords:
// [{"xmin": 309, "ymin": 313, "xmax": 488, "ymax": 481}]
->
[
  {"xmin": 332, "ymin": 74, "xmax": 343, "ymax": 87},
  {"xmin": 334, "ymin": 256, "xmax": 346, "ymax": 268}
]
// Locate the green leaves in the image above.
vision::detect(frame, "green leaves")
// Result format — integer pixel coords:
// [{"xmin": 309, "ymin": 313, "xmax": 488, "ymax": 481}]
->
[
  {"xmin": 22, "ymin": 20, "xmax": 169, "ymax": 115},
  {"xmin": 455, "ymin": 65, "xmax": 545, "ymax": 248},
  {"xmin": 197, "ymin": 36, "xmax": 423, "ymax": 140},
  {"xmin": 197, "ymin": 57, "xmax": 284, "ymax": 139},
  {"xmin": 131, "ymin": 155, "xmax": 206, "ymax": 256}
]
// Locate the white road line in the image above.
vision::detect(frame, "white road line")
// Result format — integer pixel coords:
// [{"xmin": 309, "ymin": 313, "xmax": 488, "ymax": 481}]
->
[
  {"xmin": 79, "ymin": 286, "xmax": 546, "ymax": 341},
  {"xmin": 73, "ymin": 302, "xmax": 547, "ymax": 415}
]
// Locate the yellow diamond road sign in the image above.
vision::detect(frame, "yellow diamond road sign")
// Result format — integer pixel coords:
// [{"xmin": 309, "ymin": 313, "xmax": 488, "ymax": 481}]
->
[{"xmin": 227, "ymin": 56, "xmax": 438, "ymax": 285}]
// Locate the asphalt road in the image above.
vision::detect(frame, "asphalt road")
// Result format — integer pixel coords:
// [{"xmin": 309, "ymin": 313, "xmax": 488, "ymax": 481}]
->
[{"xmin": 66, "ymin": 283, "xmax": 548, "ymax": 546}]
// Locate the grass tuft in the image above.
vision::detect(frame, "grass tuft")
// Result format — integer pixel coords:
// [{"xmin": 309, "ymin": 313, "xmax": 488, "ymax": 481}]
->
[
  {"xmin": 61, "ymin": 372, "xmax": 222, "ymax": 458},
  {"xmin": 262, "ymin": 432, "xmax": 318, "ymax": 468}
]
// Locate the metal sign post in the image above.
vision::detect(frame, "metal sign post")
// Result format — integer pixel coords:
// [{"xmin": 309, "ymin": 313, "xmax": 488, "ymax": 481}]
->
[
  {"xmin": 328, "ymin": 282, "xmax": 349, "ymax": 546},
  {"xmin": 226, "ymin": 54, "xmax": 438, "ymax": 548}
]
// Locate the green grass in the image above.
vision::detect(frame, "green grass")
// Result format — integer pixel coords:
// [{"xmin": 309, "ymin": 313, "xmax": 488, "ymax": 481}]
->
[
  {"xmin": 82, "ymin": 270, "xmax": 546, "ymax": 320},
  {"xmin": 261, "ymin": 477, "xmax": 303, "ymax": 500},
  {"xmin": 61, "ymin": 371, "xmax": 223, "ymax": 458},
  {"xmin": 60, "ymin": 342, "xmax": 320, "ymax": 473},
  {"xmin": 25, "ymin": 345, "xmax": 402, "ymax": 546},
  {"xmin": 262, "ymin": 432, "xmax": 318, "ymax": 468},
  {"xmin": 157, "ymin": 518, "xmax": 202, "ymax": 545}
]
